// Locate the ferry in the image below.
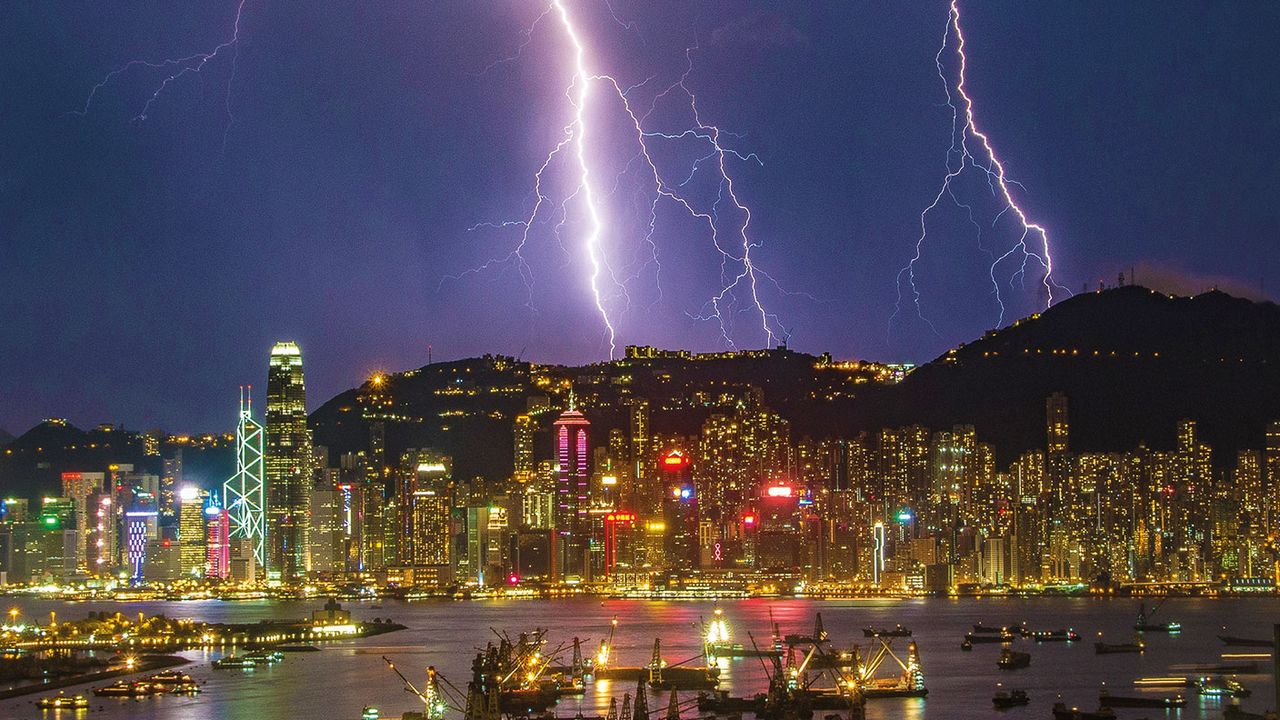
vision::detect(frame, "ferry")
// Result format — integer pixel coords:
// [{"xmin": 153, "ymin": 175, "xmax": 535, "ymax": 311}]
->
[
  {"xmin": 245, "ymin": 649, "xmax": 285, "ymax": 664},
  {"xmin": 992, "ymin": 687, "xmax": 1029, "ymax": 709},
  {"xmin": 997, "ymin": 649, "xmax": 1030, "ymax": 670},
  {"xmin": 36, "ymin": 692, "xmax": 89, "ymax": 709},
  {"xmin": 146, "ymin": 670, "xmax": 197, "ymax": 685},
  {"xmin": 213, "ymin": 655, "xmax": 258, "ymax": 669},
  {"xmin": 93, "ymin": 680, "xmax": 165, "ymax": 698},
  {"xmin": 1026, "ymin": 628, "xmax": 1080, "ymax": 642}
]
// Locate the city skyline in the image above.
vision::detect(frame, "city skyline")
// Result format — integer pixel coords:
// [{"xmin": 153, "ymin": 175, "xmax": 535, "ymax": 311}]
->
[{"xmin": 3, "ymin": 2, "xmax": 1279, "ymax": 432}]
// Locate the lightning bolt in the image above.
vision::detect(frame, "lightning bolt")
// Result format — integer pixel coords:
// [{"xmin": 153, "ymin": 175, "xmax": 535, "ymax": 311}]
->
[
  {"xmin": 70, "ymin": 0, "xmax": 247, "ymax": 153},
  {"xmin": 449, "ymin": 1, "xmax": 786, "ymax": 357},
  {"xmin": 893, "ymin": 0, "xmax": 1071, "ymax": 340}
]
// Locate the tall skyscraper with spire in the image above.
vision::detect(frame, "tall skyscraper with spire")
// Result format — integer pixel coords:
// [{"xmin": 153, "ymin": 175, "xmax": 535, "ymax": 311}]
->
[
  {"xmin": 553, "ymin": 392, "xmax": 590, "ymax": 579},
  {"xmin": 265, "ymin": 341, "xmax": 313, "ymax": 579}
]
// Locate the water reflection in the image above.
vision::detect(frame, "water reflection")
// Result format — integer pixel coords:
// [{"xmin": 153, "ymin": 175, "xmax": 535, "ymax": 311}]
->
[{"xmin": 1, "ymin": 597, "xmax": 1275, "ymax": 719}]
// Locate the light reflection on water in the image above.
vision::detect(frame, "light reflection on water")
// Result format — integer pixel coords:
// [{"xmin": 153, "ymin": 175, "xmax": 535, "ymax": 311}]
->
[{"xmin": 0, "ymin": 596, "xmax": 1273, "ymax": 720}]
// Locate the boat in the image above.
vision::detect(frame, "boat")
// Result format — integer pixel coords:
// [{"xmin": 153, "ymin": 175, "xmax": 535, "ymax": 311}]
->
[
  {"xmin": 973, "ymin": 623, "xmax": 1014, "ymax": 634},
  {"xmin": 145, "ymin": 670, "xmax": 197, "ymax": 685},
  {"xmin": 1094, "ymin": 641, "xmax": 1143, "ymax": 654},
  {"xmin": 362, "ymin": 708, "xmax": 382, "ymax": 720},
  {"xmin": 1098, "ymin": 689, "xmax": 1186, "ymax": 708},
  {"xmin": 960, "ymin": 639, "xmax": 973, "ymax": 651},
  {"xmin": 93, "ymin": 680, "xmax": 165, "ymax": 698},
  {"xmin": 36, "ymin": 692, "xmax": 89, "ymax": 709},
  {"xmin": 1171, "ymin": 661, "xmax": 1259, "ymax": 674},
  {"xmin": 992, "ymin": 688, "xmax": 1030, "ymax": 709},
  {"xmin": 1052, "ymin": 702, "xmax": 1116, "ymax": 720},
  {"xmin": 1219, "ymin": 635, "xmax": 1273, "ymax": 648},
  {"xmin": 1134, "ymin": 600, "xmax": 1180, "ymax": 633},
  {"xmin": 1026, "ymin": 628, "xmax": 1080, "ymax": 642},
  {"xmin": 998, "ymin": 649, "xmax": 1030, "ymax": 670},
  {"xmin": 213, "ymin": 655, "xmax": 258, "ymax": 669},
  {"xmin": 965, "ymin": 632, "xmax": 1015, "ymax": 644},
  {"xmin": 862, "ymin": 624, "xmax": 911, "ymax": 638},
  {"xmin": 278, "ymin": 644, "xmax": 322, "ymax": 652},
  {"xmin": 244, "ymin": 649, "xmax": 284, "ymax": 663},
  {"xmin": 1194, "ymin": 675, "xmax": 1251, "ymax": 698}
]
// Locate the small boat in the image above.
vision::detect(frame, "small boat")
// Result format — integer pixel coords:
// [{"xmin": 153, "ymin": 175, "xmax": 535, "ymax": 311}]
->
[
  {"xmin": 1219, "ymin": 635, "xmax": 1273, "ymax": 648},
  {"xmin": 992, "ymin": 688, "xmax": 1030, "ymax": 709},
  {"xmin": 960, "ymin": 639, "xmax": 973, "ymax": 651},
  {"xmin": 1027, "ymin": 628, "xmax": 1081, "ymax": 642},
  {"xmin": 1195, "ymin": 675, "xmax": 1251, "ymax": 698},
  {"xmin": 998, "ymin": 649, "xmax": 1031, "ymax": 670},
  {"xmin": 1095, "ymin": 641, "xmax": 1143, "ymax": 654},
  {"xmin": 1098, "ymin": 689, "xmax": 1185, "ymax": 708},
  {"xmin": 862, "ymin": 624, "xmax": 911, "ymax": 638},
  {"xmin": 1052, "ymin": 702, "xmax": 1116, "ymax": 720},
  {"xmin": 36, "ymin": 692, "xmax": 89, "ymax": 709}
]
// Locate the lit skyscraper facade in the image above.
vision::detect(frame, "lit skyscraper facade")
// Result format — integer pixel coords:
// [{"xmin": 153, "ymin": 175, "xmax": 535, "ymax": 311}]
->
[
  {"xmin": 553, "ymin": 405, "xmax": 590, "ymax": 579},
  {"xmin": 265, "ymin": 341, "xmax": 313, "ymax": 579},
  {"xmin": 224, "ymin": 389, "xmax": 266, "ymax": 569}
]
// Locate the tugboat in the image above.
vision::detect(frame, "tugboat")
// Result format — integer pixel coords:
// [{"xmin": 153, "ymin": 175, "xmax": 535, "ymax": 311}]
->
[
  {"xmin": 862, "ymin": 624, "xmax": 911, "ymax": 638},
  {"xmin": 998, "ymin": 649, "xmax": 1030, "ymax": 670},
  {"xmin": 1052, "ymin": 702, "xmax": 1116, "ymax": 720},
  {"xmin": 1133, "ymin": 600, "xmax": 1181, "ymax": 633},
  {"xmin": 992, "ymin": 686, "xmax": 1029, "ymax": 709},
  {"xmin": 36, "ymin": 692, "xmax": 89, "ymax": 709}
]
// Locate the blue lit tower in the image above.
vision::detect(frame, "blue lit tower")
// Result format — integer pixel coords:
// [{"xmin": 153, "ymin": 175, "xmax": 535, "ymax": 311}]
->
[{"xmin": 224, "ymin": 387, "xmax": 266, "ymax": 569}]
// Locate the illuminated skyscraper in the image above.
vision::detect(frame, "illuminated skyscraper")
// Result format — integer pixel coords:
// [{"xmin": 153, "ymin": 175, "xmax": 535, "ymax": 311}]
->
[
  {"xmin": 177, "ymin": 485, "xmax": 208, "ymax": 577},
  {"xmin": 1046, "ymin": 392, "xmax": 1069, "ymax": 456},
  {"xmin": 204, "ymin": 491, "xmax": 230, "ymax": 579},
  {"xmin": 265, "ymin": 341, "xmax": 313, "ymax": 579},
  {"xmin": 513, "ymin": 414, "xmax": 536, "ymax": 484},
  {"xmin": 553, "ymin": 403, "xmax": 591, "ymax": 579},
  {"xmin": 224, "ymin": 388, "xmax": 266, "ymax": 570}
]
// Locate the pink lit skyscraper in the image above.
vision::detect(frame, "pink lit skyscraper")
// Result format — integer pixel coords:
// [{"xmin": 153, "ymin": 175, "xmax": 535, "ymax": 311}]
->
[{"xmin": 553, "ymin": 403, "xmax": 590, "ymax": 579}]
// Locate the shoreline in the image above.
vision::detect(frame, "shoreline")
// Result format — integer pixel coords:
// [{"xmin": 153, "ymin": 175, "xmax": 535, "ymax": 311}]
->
[{"xmin": 0, "ymin": 654, "xmax": 190, "ymax": 701}]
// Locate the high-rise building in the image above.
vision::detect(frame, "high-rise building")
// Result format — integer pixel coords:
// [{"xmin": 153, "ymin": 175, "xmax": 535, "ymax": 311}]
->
[
  {"xmin": 61, "ymin": 472, "xmax": 102, "ymax": 574},
  {"xmin": 1046, "ymin": 392, "xmax": 1069, "ymax": 456},
  {"xmin": 225, "ymin": 389, "xmax": 266, "ymax": 570},
  {"xmin": 265, "ymin": 341, "xmax": 313, "ymax": 579},
  {"xmin": 513, "ymin": 414, "xmax": 536, "ymax": 484},
  {"xmin": 177, "ymin": 485, "xmax": 208, "ymax": 578},
  {"xmin": 204, "ymin": 491, "xmax": 230, "ymax": 579},
  {"xmin": 1264, "ymin": 420, "xmax": 1280, "ymax": 532},
  {"xmin": 553, "ymin": 404, "xmax": 591, "ymax": 579}
]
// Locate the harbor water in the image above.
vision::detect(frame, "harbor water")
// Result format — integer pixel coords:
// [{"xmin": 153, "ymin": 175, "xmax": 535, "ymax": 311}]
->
[{"xmin": 0, "ymin": 596, "xmax": 1273, "ymax": 719}]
